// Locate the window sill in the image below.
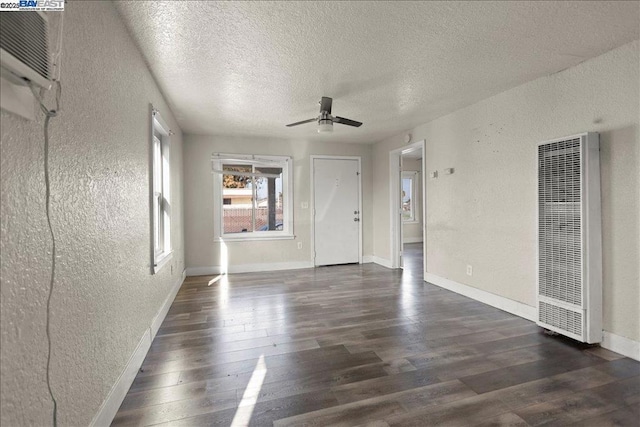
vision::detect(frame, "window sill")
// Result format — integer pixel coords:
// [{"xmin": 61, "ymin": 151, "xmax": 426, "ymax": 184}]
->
[
  {"xmin": 216, "ymin": 234, "xmax": 295, "ymax": 243},
  {"xmin": 153, "ymin": 250, "xmax": 173, "ymax": 274}
]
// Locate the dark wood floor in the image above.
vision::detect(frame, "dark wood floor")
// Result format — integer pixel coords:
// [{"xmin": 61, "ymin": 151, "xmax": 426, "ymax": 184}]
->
[{"xmin": 113, "ymin": 243, "xmax": 640, "ymax": 426}]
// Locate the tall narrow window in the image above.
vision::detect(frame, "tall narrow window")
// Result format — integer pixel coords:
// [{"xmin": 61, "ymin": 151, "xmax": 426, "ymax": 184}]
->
[
  {"xmin": 151, "ymin": 108, "xmax": 172, "ymax": 273},
  {"xmin": 212, "ymin": 154, "xmax": 293, "ymax": 241}
]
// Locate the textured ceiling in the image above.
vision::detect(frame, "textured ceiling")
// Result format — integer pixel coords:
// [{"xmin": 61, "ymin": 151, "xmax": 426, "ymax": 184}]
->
[{"xmin": 115, "ymin": 1, "xmax": 639, "ymax": 144}]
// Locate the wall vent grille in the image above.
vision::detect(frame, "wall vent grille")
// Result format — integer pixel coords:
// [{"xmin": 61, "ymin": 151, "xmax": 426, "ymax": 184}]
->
[
  {"xmin": 537, "ymin": 133, "xmax": 602, "ymax": 343},
  {"xmin": 538, "ymin": 138, "xmax": 582, "ymax": 306},
  {"xmin": 539, "ymin": 301, "xmax": 582, "ymax": 336},
  {"xmin": 0, "ymin": 11, "xmax": 51, "ymax": 87}
]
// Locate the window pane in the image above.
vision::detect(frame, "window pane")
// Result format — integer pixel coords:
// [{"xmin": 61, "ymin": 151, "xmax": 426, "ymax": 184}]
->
[
  {"xmin": 153, "ymin": 137, "xmax": 162, "ymax": 192},
  {"xmin": 255, "ymin": 166, "xmax": 283, "ymax": 231},
  {"xmin": 151, "ymin": 110, "xmax": 172, "ymax": 272},
  {"xmin": 222, "ymin": 164, "xmax": 253, "ymax": 233},
  {"xmin": 153, "ymin": 194, "xmax": 160, "ymax": 251},
  {"xmin": 215, "ymin": 156, "xmax": 290, "ymax": 239},
  {"xmin": 402, "ymin": 177, "xmax": 413, "ymax": 220},
  {"xmin": 153, "ymin": 136, "xmax": 162, "ymax": 251}
]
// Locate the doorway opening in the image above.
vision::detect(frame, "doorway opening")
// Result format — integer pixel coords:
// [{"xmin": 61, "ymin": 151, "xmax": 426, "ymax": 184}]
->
[{"xmin": 389, "ymin": 140, "xmax": 426, "ymax": 276}]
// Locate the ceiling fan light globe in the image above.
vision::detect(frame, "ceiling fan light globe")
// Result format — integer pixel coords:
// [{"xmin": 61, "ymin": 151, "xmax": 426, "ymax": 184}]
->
[{"xmin": 318, "ymin": 121, "xmax": 333, "ymax": 133}]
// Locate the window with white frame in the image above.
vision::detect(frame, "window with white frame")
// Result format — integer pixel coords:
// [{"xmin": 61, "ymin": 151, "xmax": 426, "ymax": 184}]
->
[
  {"xmin": 151, "ymin": 108, "xmax": 172, "ymax": 273},
  {"xmin": 212, "ymin": 154, "xmax": 293, "ymax": 241},
  {"xmin": 402, "ymin": 171, "xmax": 418, "ymax": 222}
]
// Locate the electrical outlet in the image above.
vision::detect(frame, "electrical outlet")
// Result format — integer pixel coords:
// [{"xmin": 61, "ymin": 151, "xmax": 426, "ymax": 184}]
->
[
  {"xmin": 297, "ymin": 242, "xmax": 303, "ymax": 249},
  {"xmin": 466, "ymin": 265, "xmax": 472, "ymax": 276}
]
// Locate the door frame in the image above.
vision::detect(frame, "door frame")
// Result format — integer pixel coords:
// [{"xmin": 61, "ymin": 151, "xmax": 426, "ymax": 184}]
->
[
  {"xmin": 310, "ymin": 155, "xmax": 363, "ymax": 266},
  {"xmin": 389, "ymin": 140, "xmax": 426, "ymax": 274}
]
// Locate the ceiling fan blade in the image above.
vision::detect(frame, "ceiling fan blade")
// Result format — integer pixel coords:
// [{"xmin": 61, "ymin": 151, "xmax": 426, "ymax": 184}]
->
[
  {"xmin": 320, "ymin": 97, "xmax": 332, "ymax": 114},
  {"xmin": 333, "ymin": 116, "xmax": 362, "ymax": 127},
  {"xmin": 286, "ymin": 118, "xmax": 317, "ymax": 127}
]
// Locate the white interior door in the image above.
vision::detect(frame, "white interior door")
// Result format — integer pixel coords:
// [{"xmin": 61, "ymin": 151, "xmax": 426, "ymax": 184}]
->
[{"xmin": 313, "ymin": 158, "xmax": 360, "ymax": 266}]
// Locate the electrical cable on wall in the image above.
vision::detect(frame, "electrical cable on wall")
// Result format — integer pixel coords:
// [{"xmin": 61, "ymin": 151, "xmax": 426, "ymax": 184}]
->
[{"xmin": 30, "ymin": 80, "xmax": 62, "ymax": 427}]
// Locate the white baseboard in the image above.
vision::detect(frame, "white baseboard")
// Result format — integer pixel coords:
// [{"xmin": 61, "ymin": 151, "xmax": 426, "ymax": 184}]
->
[
  {"xmin": 403, "ymin": 237, "xmax": 423, "ymax": 244},
  {"xmin": 90, "ymin": 329, "xmax": 151, "ymax": 427},
  {"xmin": 425, "ymin": 273, "xmax": 537, "ymax": 321},
  {"xmin": 602, "ymin": 331, "xmax": 640, "ymax": 361},
  {"xmin": 230, "ymin": 261, "xmax": 314, "ymax": 273},
  {"xmin": 90, "ymin": 271, "xmax": 186, "ymax": 426},
  {"xmin": 151, "ymin": 269, "xmax": 186, "ymax": 340},
  {"xmin": 371, "ymin": 256, "xmax": 393, "ymax": 269},
  {"xmin": 186, "ymin": 266, "xmax": 222, "ymax": 276},
  {"xmin": 187, "ymin": 261, "xmax": 314, "ymax": 276},
  {"xmin": 191, "ymin": 258, "xmax": 380, "ymax": 273}
]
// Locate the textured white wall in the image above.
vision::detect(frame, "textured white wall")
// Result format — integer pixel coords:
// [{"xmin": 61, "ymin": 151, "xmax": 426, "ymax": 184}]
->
[
  {"xmin": 372, "ymin": 41, "xmax": 639, "ymax": 342},
  {"xmin": 184, "ymin": 135, "xmax": 372, "ymax": 271},
  {"xmin": 402, "ymin": 158, "xmax": 423, "ymax": 242},
  {"xmin": 0, "ymin": 2, "xmax": 184, "ymax": 425}
]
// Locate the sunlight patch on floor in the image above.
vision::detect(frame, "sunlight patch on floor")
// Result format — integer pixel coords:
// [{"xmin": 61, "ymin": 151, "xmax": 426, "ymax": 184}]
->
[
  {"xmin": 231, "ymin": 354, "xmax": 268, "ymax": 426},
  {"xmin": 207, "ymin": 274, "xmax": 225, "ymax": 286}
]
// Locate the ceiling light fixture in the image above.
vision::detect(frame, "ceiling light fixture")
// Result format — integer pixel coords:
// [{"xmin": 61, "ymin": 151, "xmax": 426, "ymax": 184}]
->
[{"xmin": 317, "ymin": 119, "xmax": 333, "ymax": 133}]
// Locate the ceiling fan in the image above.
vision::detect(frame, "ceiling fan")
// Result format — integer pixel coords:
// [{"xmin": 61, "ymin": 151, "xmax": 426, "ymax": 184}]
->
[{"xmin": 286, "ymin": 97, "xmax": 362, "ymax": 133}]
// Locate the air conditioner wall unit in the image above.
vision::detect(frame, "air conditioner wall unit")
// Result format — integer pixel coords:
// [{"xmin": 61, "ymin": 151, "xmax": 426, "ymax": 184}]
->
[
  {"xmin": 537, "ymin": 132, "xmax": 602, "ymax": 343},
  {"xmin": 0, "ymin": 11, "xmax": 53, "ymax": 89}
]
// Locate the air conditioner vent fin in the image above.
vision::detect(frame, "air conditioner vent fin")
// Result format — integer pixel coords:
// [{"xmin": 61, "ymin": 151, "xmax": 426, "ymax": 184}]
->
[{"xmin": 0, "ymin": 12, "xmax": 51, "ymax": 81}]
